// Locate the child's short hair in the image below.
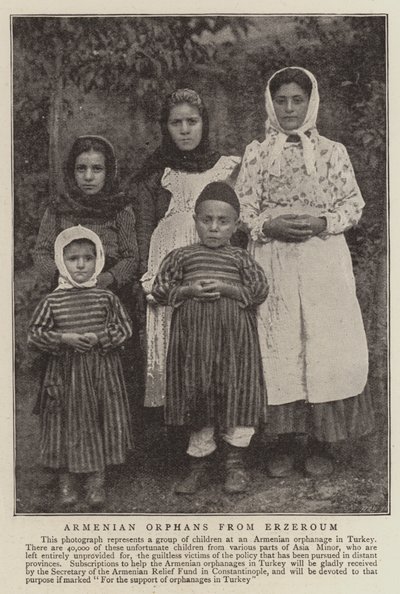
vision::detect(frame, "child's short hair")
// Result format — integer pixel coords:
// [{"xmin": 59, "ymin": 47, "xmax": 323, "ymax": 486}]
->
[
  {"xmin": 195, "ymin": 182, "xmax": 240, "ymax": 216},
  {"xmin": 63, "ymin": 238, "xmax": 96, "ymax": 255}
]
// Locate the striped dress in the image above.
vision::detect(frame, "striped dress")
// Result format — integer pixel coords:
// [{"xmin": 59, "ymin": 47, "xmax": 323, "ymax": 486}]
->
[
  {"xmin": 28, "ymin": 288, "xmax": 133, "ymax": 473},
  {"xmin": 151, "ymin": 244, "xmax": 269, "ymax": 429}
]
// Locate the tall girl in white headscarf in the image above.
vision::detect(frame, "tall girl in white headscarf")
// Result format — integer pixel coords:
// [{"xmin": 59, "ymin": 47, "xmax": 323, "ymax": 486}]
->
[
  {"xmin": 236, "ymin": 67, "xmax": 373, "ymax": 477},
  {"xmin": 28, "ymin": 226, "xmax": 133, "ymax": 509}
]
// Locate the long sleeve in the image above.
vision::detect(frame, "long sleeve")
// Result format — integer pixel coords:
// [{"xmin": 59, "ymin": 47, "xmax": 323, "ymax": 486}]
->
[
  {"xmin": 107, "ymin": 205, "xmax": 139, "ymax": 288},
  {"xmin": 322, "ymin": 143, "xmax": 365, "ymax": 235},
  {"xmin": 27, "ymin": 297, "xmax": 63, "ymax": 354},
  {"xmin": 151, "ymin": 248, "xmax": 185, "ymax": 307},
  {"xmin": 97, "ymin": 293, "xmax": 133, "ymax": 351},
  {"xmin": 135, "ymin": 172, "xmax": 172, "ymax": 277},
  {"xmin": 33, "ymin": 208, "xmax": 59, "ymax": 282},
  {"xmin": 236, "ymin": 141, "xmax": 272, "ymax": 243},
  {"xmin": 237, "ymin": 250, "xmax": 269, "ymax": 307},
  {"xmin": 135, "ymin": 177, "xmax": 156, "ymax": 277}
]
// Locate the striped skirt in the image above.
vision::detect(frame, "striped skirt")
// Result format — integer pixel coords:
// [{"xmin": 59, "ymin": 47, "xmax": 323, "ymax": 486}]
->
[
  {"xmin": 262, "ymin": 386, "xmax": 375, "ymax": 443},
  {"xmin": 39, "ymin": 350, "xmax": 133, "ymax": 473},
  {"xmin": 165, "ymin": 297, "xmax": 267, "ymax": 429}
]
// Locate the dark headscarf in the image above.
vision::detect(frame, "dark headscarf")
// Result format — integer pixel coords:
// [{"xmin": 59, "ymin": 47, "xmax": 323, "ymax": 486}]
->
[
  {"xmin": 50, "ymin": 135, "xmax": 130, "ymax": 221},
  {"xmin": 136, "ymin": 89, "xmax": 221, "ymax": 180}
]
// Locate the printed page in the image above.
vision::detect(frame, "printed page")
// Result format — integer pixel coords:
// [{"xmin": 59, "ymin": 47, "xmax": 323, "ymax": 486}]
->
[{"xmin": 1, "ymin": 1, "xmax": 397, "ymax": 593}]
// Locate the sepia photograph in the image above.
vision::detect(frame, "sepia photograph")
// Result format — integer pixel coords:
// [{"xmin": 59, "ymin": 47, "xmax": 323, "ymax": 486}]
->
[{"xmin": 12, "ymin": 13, "xmax": 388, "ymax": 517}]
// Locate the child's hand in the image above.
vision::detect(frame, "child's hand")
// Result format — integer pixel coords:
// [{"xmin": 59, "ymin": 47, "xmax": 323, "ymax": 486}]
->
[
  {"xmin": 263, "ymin": 214, "xmax": 327, "ymax": 241},
  {"xmin": 298, "ymin": 215, "xmax": 327, "ymax": 236},
  {"xmin": 61, "ymin": 333, "xmax": 94, "ymax": 352},
  {"xmin": 83, "ymin": 332, "xmax": 99, "ymax": 346},
  {"xmin": 263, "ymin": 214, "xmax": 314, "ymax": 242},
  {"xmin": 200, "ymin": 280, "xmax": 241, "ymax": 301},
  {"xmin": 185, "ymin": 280, "xmax": 221, "ymax": 301}
]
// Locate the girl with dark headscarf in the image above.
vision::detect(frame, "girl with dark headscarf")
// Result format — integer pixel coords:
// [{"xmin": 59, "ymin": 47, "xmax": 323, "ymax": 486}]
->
[
  {"xmin": 33, "ymin": 135, "xmax": 141, "ymax": 430},
  {"xmin": 136, "ymin": 89, "xmax": 241, "ymax": 408},
  {"xmin": 34, "ymin": 135, "xmax": 138, "ymax": 290}
]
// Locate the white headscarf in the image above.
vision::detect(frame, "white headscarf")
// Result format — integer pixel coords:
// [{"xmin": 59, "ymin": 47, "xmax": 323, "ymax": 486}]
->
[
  {"xmin": 54, "ymin": 225, "xmax": 105, "ymax": 290},
  {"xmin": 265, "ymin": 66, "xmax": 319, "ymax": 177}
]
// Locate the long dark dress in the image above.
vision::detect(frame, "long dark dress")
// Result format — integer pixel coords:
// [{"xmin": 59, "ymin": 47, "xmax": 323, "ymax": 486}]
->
[{"xmin": 151, "ymin": 244, "xmax": 269, "ymax": 430}]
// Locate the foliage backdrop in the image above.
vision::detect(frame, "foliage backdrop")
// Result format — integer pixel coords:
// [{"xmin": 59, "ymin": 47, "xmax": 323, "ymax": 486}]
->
[{"xmin": 13, "ymin": 16, "xmax": 387, "ymax": 411}]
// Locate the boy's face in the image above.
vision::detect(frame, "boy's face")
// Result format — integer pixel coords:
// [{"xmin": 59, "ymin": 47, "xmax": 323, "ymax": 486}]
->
[
  {"xmin": 194, "ymin": 199, "xmax": 239, "ymax": 248},
  {"xmin": 63, "ymin": 241, "xmax": 96, "ymax": 284}
]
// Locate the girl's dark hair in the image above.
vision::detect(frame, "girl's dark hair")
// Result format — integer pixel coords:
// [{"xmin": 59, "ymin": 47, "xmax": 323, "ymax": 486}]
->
[
  {"xmin": 269, "ymin": 69, "xmax": 312, "ymax": 99},
  {"xmin": 66, "ymin": 137, "xmax": 115, "ymax": 194},
  {"xmin": 160, "ymin": 88, "xmax": 209, "ymax": 146},
  {"xmin": 163, "ymin": 88, "xmax": 205, "ymax": 117},
  {"xmin": 161, "ymin": 88, "xmax": 206, "ymax": 121},
  {"xmin": 63, "ymin": 238, "xmax": 96, "ymax": 254}
]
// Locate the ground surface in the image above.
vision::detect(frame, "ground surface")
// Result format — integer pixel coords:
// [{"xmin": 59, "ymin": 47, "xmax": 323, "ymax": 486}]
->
[{"xmin": 15, "ymin": 371, "xmax": 388, "ymax": 516}]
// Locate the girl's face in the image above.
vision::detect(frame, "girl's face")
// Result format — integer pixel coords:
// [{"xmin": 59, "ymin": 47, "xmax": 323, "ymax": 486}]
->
[
  {"xmin": 272, "ymin": 82, "xmax": 310, "ymax": 131},
  {"xmin": 194, "ymin": 200, "xmax": 238, "ymax": 249},
  {"xmin": 63, "ymin": 241, "xmax": 96, "ymax": 283},
  {"xmin": 167, "ymin": 103, "xmax": 203, "ymax": 151},
  {"xmin": 74, "ymin": 150, "xmax": 106, "ymax": 195}
]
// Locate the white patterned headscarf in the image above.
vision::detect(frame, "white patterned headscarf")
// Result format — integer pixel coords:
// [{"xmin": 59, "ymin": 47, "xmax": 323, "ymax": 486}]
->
[
  {"xmin": 265, "ymin": 66, "xmax": 319, "ymax": 176},
  {"xmin": 54, "ymin": 225, "xmax": 105, "ymax": 290}
]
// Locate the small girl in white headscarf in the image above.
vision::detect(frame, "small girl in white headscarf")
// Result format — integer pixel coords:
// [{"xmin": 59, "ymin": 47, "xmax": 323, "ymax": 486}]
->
[
  {"xmin": 236, "ymin": 67, "xmax": 373, "ymax": 478},
  {"xmin": 28, "ymin": 226, "xmax": 133, "ymax": 509}
]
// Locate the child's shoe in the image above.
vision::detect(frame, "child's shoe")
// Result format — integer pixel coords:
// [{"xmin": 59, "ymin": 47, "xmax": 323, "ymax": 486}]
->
[
  {"xmin": 304, "ymin": 455, "xmax": 334, "ymax": 477},
  {"xmin": 266, "ymin": 434, "xmax": 298, "ymax": 477},
  {"xmin": 304, "ymin": 439, "xmax": 334, "ymax": 477},
  {"xmin": 224, "ymin": 444, "xmax": 249, "ymax": 494},
  {"xmin": 59, "ymin": 472, "xmax": 78, "ymax": 507},
  {"xmin": 86, "ymin": 471, "xmax": 106, "ymax": 508},
  {"xmin": 267, "ymin": 453, "xmax": 295, "ymax": 478},
  {"xmin": 175, "ymin": 456, "xmax": 211, "ymax": 495}
]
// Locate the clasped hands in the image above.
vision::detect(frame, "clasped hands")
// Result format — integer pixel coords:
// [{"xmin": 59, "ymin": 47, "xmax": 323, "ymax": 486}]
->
[
  {"xmin": 61, "ymin": 332, "xmax": 99, "ymax": 353},
  {"xmin": 263, "ymin": 214, "xmax": 327, "ymax": 242},
  {"xmin": 178, "ymin": 280, "xmax": 240, "ymax": 302}
]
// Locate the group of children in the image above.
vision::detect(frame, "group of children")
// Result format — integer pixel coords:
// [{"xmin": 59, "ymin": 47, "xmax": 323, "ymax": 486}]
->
[
  {"xmin": 27, "ymin": 67, "xmax": 373, "ymax": 509},
  {"xmin": 28, "ymin": 182, "xmax": 268, "ymax": 507}
]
